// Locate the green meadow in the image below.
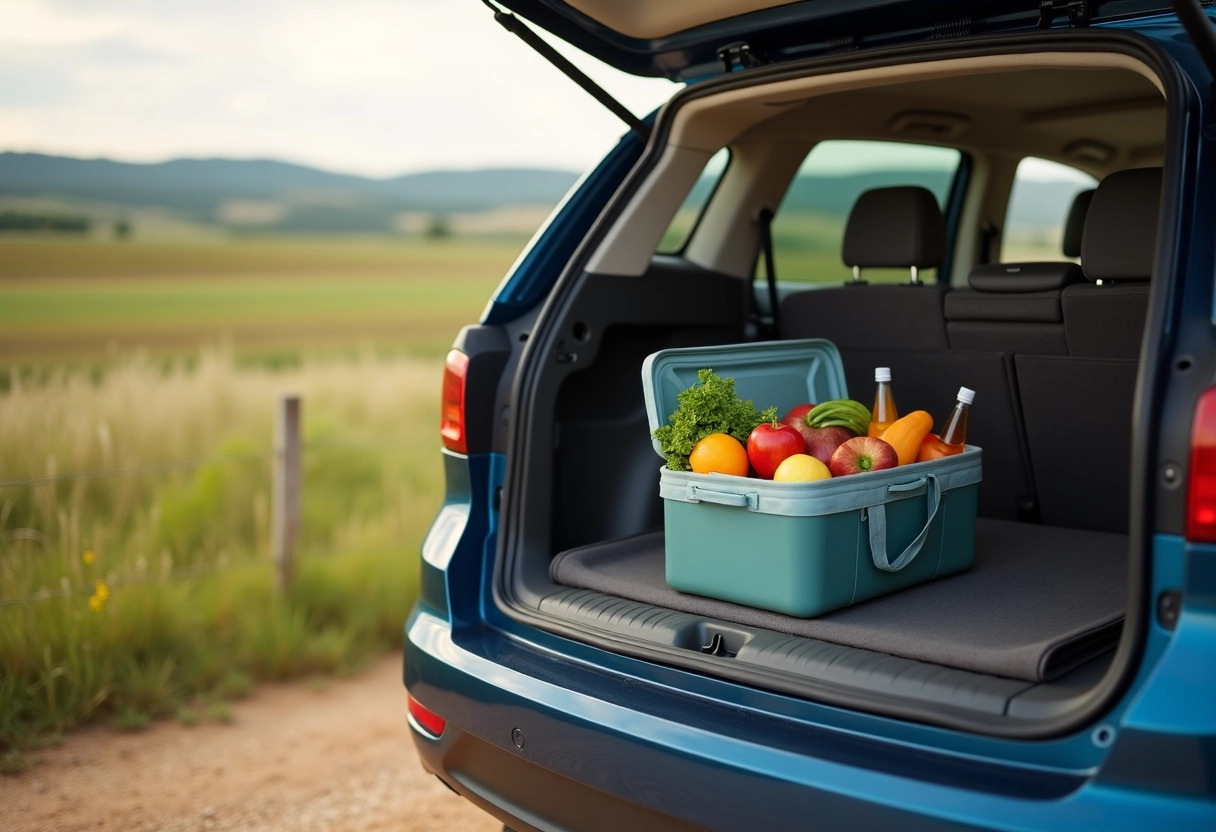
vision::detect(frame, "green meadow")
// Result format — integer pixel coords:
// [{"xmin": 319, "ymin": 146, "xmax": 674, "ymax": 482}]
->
[
  {"xmin": 0, "ymin": 236, "xmax": 518, "ymax": 364},
  {"xmin": 0, "ymin": 234, "xmax": 514, "ymax": 766}
]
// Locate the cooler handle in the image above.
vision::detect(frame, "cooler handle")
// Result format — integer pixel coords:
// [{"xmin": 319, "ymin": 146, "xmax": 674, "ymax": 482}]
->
[
  {"xmin": 687, "ymin": 484, "xmax": 758, "ymax": 510},
  {"xmin": 866, "ymin": 473, "xmax": 941, "ymax": 572}
]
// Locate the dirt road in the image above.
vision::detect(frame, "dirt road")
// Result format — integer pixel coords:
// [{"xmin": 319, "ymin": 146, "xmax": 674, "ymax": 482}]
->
[{"xmin": 0, "ymin": 655, "xmax": 502, "ymax": 832}]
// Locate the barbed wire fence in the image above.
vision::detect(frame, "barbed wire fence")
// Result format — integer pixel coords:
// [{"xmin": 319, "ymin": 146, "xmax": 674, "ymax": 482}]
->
[{"xmin": 0, "ymin": 394, "xmax": 389, "ymax": 608}]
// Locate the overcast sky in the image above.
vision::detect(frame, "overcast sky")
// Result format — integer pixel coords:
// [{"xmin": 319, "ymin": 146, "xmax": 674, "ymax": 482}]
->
[
  {"xmin": 1, "ymin": 0, "xmax": 1093, "ymax": 183},
  {"xmin": 0, "ymin": 0, "xmax": 675, "ymax": 177}
]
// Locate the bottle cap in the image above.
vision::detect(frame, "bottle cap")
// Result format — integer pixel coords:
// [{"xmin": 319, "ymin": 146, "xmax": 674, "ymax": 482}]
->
[
  {"xmin": 875, "ymin": 367, "xmax": 891, "ymax": 383},
  {"xmin": 957, "ymin": 386, "xmax": 976, "ymax": 405}
]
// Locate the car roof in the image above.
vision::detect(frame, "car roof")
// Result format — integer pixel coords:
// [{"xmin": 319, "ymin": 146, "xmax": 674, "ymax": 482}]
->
[{"xmin": 488, "ymin": 0, "xmax": 1175, "ymax": 80}]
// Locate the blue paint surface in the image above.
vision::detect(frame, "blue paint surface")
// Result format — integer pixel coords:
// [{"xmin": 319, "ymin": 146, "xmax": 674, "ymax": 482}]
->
[{"xmin": 406, "ymin": 12, "xmax": 1216, "ymax": 829}]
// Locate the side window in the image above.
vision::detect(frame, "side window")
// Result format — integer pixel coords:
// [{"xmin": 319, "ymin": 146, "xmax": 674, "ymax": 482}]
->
[
  {"xmin": 768, "ymin": 140, "xmax": 962, "ymax": 284},
  {"xmin": 1001, "ymin": 157, "xmax": 1097, "ymax": 262},
  {"xmin": 657, "ymin": 149, "xmax": 730, "ymax": 254}
]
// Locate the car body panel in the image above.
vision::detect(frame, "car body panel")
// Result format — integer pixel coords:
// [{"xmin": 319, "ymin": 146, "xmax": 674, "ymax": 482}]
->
[
  {"xmin": 407, "ymin": 10, "xmax": 1216, "ymax": 830},
  {"xmin": 482, "ymin": 123, "xmax": 649, "ymax": 326}
]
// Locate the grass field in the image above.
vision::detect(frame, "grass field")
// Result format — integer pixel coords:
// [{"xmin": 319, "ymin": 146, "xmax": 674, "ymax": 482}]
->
[
  {"xmin": 0, "ymin": 234, "xmax": 522, "ymax": 765},
  {"xmin": 0, "ymin": 236, "xmax": 518, "ymax": 364}
]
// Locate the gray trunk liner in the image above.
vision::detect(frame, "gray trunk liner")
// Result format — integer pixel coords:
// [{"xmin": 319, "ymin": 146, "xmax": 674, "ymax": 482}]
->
[{"xmin": 549, "ymin": 518, "xmax": 1126, "ymax": 682}]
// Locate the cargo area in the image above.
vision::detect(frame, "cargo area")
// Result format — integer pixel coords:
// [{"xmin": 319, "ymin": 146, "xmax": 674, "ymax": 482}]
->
[{"xmin": 494, "ymin": 45, "xmax": 1169, "ymax": 727}]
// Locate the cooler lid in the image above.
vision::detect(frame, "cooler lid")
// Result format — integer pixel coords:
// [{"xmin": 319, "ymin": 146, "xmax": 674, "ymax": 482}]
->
[{"xmin": 642, "ymin": 338, "xmax": 848, "ymax": 459}]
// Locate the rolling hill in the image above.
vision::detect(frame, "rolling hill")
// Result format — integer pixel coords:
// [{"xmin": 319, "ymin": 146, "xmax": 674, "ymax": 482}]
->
[{"xmin": 0, "ymin": 152, "xmax": 1086, "ymax": 236}]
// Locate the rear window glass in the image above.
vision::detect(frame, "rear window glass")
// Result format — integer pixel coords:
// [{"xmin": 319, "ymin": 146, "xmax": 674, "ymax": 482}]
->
[
  {"xmin": 657, "ymin": 148, "xmax": 730, "ymax": 253},
  {"xmin": 1001, "ymin": 157, "xmax": 1097, "ymax": 262},
  {"xmin": 768, "ymin": 140, "xmax": 962, "ymax": 284}
]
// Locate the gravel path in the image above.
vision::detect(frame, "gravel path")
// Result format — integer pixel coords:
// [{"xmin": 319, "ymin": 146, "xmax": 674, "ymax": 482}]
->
[{"xmin": 0, "ymin": 655, "xmax": 502, "ymax": 832}]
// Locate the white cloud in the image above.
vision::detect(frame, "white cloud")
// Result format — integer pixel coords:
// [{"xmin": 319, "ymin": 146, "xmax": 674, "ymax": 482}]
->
[
  {"xmin": 0, "ymin": 0, "xmax": 121, "ymax": 45},
  {"xmin": 0, "ymin": 0, "xmax": 675, "ymax": 176}
]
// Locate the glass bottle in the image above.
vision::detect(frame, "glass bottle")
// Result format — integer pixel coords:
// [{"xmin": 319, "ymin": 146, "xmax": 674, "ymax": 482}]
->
[
  {"xmin": 917, "ymin": 386, "xmax": 975, "ymax": 462},
  {"xmin": 868, "ymin": 367, "xmax": 899, "ymax": 437},
  {"xmin": 940, "ymin": 386, "xmax": 975, "ymax": 447}
]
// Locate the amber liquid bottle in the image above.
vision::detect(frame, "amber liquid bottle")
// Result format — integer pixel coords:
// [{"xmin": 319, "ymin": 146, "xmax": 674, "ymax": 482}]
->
[
  {"xmin": 868, "ymin": 367, "xmax": 899, "ymax": 437},
  {"xmin": 917, "ymin": 386, "xmax": 975, "ymax": 462},
  {"xmin": 940, "ymin": 386, "xmax": 975, "ymax": 447}
]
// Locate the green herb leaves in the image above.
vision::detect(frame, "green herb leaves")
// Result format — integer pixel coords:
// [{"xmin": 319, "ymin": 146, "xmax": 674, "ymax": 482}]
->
[{"xmin": 652, "ymin": 369, "xmax": 775, "ymax": 471}]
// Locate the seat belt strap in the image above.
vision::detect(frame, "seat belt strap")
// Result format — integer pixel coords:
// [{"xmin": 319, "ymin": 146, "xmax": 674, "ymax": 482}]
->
[{"xmin": 757, "ymin": 208, "xmax": 780, "ymax": 338}]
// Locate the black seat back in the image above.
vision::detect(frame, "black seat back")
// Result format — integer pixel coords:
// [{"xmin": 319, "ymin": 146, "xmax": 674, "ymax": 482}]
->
[
  {"xmin": 945, "ymin": 262, "xmax": 1082, "ymax": 355},
  {"xmin": 1061, "ymin": 188, "xmax": 1096, "ymax": 260},
  {"xmin": 781, "ymin": 185, "xmax": 950, "ymax": 351},
  {"xmin": 1017, "ymin": 167, "xmax": 1160, "ymax": 532}
]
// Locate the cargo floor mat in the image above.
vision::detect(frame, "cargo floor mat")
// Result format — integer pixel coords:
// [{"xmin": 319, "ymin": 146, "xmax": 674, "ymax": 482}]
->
[{"xmin": 548, "ymin": 518, "xmax": 1127, "ymax": 682}]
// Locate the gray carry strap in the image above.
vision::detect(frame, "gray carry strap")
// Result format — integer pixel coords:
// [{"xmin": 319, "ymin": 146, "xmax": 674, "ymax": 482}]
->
[{"xmin": 866, "ymin": 473, "xmax": 941, "ymax": 572}]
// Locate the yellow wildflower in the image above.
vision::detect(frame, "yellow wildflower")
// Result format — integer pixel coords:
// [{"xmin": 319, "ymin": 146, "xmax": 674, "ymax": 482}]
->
[
  {"xmin": 82, "ymin": 550, "xmax": 96, "ymax": 565},
  {"xmin": 88, "ymin": 594, "xmax": 104, "ymax": 613},
  {"xmin": 94, "ymin": 579, "xmax": 110, "ymax": 602}
]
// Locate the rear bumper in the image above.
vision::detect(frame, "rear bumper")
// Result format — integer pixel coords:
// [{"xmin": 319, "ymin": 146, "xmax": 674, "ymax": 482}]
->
[{"xmin": 404, "ymin": 610, "xmax": 1214, "ymax": 832}]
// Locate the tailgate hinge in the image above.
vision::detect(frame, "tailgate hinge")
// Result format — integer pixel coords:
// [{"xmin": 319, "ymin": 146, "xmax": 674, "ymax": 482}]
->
[
  {"xmin": 717, "ymin": 41, "xmax": 763, "ymax": 73},
  {"xmin": 1038, "ymin": 0, "xmax": 1092, "ymax": 28}
]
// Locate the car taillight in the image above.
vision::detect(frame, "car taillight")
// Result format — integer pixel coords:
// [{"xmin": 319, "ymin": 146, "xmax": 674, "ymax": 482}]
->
[
  {"xmin": 407, "ymin": 693, "xmax": 447, "ymax": 737},
  {"xmin": 440, "ymin": 349, "xmax": 469, "ymax": 453},
  {"xmin": 1186, "ymin": 387, "xmax": 1216, "ymax": 542}
]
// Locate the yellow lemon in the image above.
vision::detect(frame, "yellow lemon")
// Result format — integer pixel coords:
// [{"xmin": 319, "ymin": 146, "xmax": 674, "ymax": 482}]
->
[{"xmin": 772, "ymin": 454, "xmax": 831, "ymax": 482}]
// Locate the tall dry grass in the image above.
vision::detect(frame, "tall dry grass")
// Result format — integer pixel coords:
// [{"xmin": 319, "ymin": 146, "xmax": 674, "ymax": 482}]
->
[{"xmin": 1, "ymin": 346, "xmax": 445, "ymax": 760}]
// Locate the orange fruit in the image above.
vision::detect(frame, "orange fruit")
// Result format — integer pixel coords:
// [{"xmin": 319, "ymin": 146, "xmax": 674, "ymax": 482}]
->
[{"xmin": 689, "ymin": 433, "xmax": 749, "ymax": 476}]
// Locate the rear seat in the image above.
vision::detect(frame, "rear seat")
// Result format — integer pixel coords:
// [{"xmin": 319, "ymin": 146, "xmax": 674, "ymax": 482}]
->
[
  {"xmin": 780, "ymin": 186, "xmax": 949, "ymax": 353},
  {"xmin": 1015, "ymin": 167, "xmax": 1160, "ymax": 533},
  {"xmin": 781, "ymin": 171, "xmax": 1159, "ymax": 530},
  {"xmin": 781, "ymin": 186, "xmax": 1035, "ymax": 521},
  {"xmin": 944, "ymin": 261, "xmax": 1081, "ymax": 355},
  {"xmin": 1061, "ymin": 188, "xmax": 1096, "ymax": 260},
  {"xmin": 1060, "ymin": 169, "xmax": 1159, "ymax": 359},
  {"xmin": 942, "ymin": 185, "xmax": 1093, "ymax": 355}
]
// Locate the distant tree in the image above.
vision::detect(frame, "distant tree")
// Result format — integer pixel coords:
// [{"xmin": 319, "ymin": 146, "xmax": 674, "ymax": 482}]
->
[
  {"xmin": 0, "ymin": 211, "xmax": 90, "ymax": 233},
  {"xmin": 425, "ymin": 214, "xmax": 450, "ymax": 240},
  {"xmin": 114, "ymin": 217, "xmax": 132, "ymax": 240}
]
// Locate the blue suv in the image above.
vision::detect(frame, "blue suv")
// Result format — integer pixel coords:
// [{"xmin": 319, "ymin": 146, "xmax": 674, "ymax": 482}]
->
[{"xmin": 406, "ymin": 2, "xmax": 1216, "ymax": 829}]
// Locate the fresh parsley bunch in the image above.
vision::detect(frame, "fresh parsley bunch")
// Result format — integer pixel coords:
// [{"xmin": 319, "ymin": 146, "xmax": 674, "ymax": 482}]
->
[{"xmin": 652, "ymin": 368, "xmax": 776, "ymax": 471}]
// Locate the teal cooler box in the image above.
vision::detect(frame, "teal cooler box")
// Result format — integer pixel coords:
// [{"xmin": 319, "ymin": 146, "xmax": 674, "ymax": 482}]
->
[{"xmin": 643, "ymin": 340, "xmax": 982, "ymax": 618}]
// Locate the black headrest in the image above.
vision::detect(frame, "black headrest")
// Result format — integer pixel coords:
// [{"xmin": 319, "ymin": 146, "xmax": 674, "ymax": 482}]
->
[
  {"xmin": 1062, "ymin": 188, "xmax": 1095, "ymax": 259},
  {"xmin": 969, "ymin": 262, "xmax": 1084, "ymax": 292},
  {"xmin": 1082, "ymin": 168, "xmax": 1162, "ymax": 282},
  {"xmin": 841, "ymin": 186, "xmax": 946, "ymax": 269}
]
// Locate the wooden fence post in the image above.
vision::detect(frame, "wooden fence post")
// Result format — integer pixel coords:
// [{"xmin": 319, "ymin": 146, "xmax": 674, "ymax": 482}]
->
[{"xmin": 272, "ymin": 394, "xmax": 301, "ymax": 592}]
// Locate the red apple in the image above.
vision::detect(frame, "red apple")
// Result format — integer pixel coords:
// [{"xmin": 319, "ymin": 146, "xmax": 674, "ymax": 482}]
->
[
  {"xmin": 801, "ymin": 425, "xmax": 853, "ymax": 466},
  {"xmin": 782, "ymin": 403, "xmax": 818, "ymax": 450},
  {"xmin": 747, "ymin": 422, "xmax": 805, "ymax": 479},
  {"xmin": 829, "ymin": 436, "xmax": 899, "ymax": 477},
  {"xmin": 782, "ymin": 404, "xmax": 851, "ymax": 464},
  {"xmin": 781, "ymin": 403, "xmax": 816, "ymax": 429}
]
